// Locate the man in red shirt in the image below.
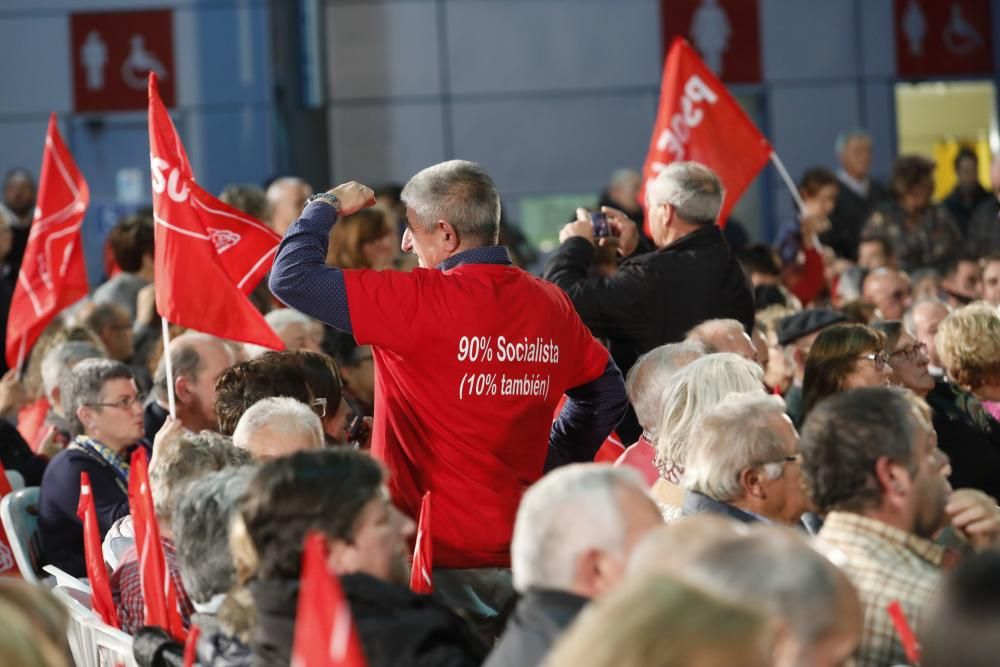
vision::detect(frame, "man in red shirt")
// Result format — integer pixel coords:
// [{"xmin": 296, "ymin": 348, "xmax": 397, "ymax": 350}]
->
[{"xmin": 270, "ymin": 160, "xmax": 626, "ymax": 634}]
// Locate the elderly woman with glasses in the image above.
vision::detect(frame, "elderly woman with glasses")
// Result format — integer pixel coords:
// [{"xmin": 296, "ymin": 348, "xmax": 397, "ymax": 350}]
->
[
  {"xmin": 872, "ymin": 318, "xmax": 1000, "ymax": 500},
  {"xmin": 801, "ymin": 324, "xmax": 891, "ymax": 421},
  {"xmin": 38, "ymin": 359, "xmax": 147, "ymax": 577}
]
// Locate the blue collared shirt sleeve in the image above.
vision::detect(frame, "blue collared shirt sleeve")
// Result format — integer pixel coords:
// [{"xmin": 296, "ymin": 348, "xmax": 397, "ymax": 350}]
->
[
  {"xmin": 268, "ymin": 201, "xmax": 353, "ymax": 333},
  {"xmin": 545, "ymin": 357, "xmax": 627, "ymax": 471}
]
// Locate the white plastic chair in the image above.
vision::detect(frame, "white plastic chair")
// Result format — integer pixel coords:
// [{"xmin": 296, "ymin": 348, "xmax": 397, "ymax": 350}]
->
[
  {"xmin": 43, "ymin": 564, "xmax": 92, "ymax": 593},
  {"xmin": 0, "ymin": 486, "xmax": 42, "ymax": 582},
  {"xmin": 88, "ymin": 618, "xmax": 137, "ymax": 667},
  {"xmin": 5, "ymin": 469, "xmax": 24, "ymax": 491},
  {"xmin": 52, "ymin": 585, "xmax": 98, "ymax": 667}
]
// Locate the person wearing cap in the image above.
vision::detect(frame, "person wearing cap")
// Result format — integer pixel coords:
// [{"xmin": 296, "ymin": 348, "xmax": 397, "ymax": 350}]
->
[{"xmin": 775, "ymin": 309, "xmax": 847, "ymax": 426}]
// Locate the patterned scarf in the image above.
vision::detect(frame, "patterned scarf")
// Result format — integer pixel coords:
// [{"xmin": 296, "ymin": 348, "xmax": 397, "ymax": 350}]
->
[{"xmin": 70, "ymin": 435, "xmax": 130, "ymax": 494}]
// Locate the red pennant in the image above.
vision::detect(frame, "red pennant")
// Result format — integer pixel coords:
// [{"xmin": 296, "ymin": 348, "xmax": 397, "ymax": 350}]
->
[
  {"xmin": 887, "ymin": 600, "xmax": 921, "ymax": 665},
  {"xmin": 410, "ymin": 492, "xmax": 433, "ymax": 594},
  {"xmin": 128, "ymin": 448, "xmax": 186, "ymax": 641},
  {"xmin": 77, "ymin": 472, "xmax": 120, "ymax": 628},
  {"xmin": 147, "ymin": 73, "xmax": 285, "ymax": 350},
  {"xmin": 6, "ymin": 115, "xmax": 89, "ymax": 369},
  {"xmin": 183, "ymin": 624, "xmax": 201, "ymax": 667},
  {"xmin": 640, "ymin": 38, "xmax": 772, "ymax": 236},
  {"xmin": 291, "ymin": 532, "xmax": 368, "ymax": 667}
]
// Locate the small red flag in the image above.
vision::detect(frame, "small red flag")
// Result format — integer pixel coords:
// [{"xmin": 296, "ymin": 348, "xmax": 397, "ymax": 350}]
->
[
  {"xmin": 77, "ymin": 472, "xmax": 119, "ymax": 628},
  {"xmin": 147, "ymin": 73, "xmax": 285, "ymax": 350},
  {"xmin": 410, "ymin": 492, "xmax": 433, "ymax": 594},
  {"xmin": 0, "ymin": 460, "xmax": 21, "ymax": 578},
  {"xmin": 887, "ymin": 600, "xmax": 921, "ymax": 665},
  {"xmin": 128, "ymin": 448, "xmax": 186, "ymax": 641},
  {"xmin": 183, "ymin": 624, "xmax": 201, "ymax": 667},
  {"xmin": 291, "ymin": 532, "xmax": 368, "ymax": 667},
  {"xmin": 640, "ymin": 38, "xmax": 772, "ymax": 236},
  {"xmin": 6, "ymin": 114, "xmax": 89, "ymax": 369}
]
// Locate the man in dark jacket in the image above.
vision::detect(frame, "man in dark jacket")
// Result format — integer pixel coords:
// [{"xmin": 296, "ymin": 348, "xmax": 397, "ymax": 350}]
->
[
  {"xmin": 484, "ymin": 464, "xmax": 661, "ymax": 667},
  {"xmin": 544, "ymin": 161, "xmax": 753, "ymax": 441},
  {"xmin": 822, "ymin": 130, "xmax": 889, "ymax": 261}
]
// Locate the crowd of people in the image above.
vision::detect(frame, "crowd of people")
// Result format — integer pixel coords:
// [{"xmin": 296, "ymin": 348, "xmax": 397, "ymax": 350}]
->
[{"xmin": 1, "ymin": 127, "xmax": 1000, "ymax": 667}]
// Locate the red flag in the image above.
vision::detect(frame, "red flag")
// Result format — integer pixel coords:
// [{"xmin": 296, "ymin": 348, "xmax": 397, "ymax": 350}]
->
[
  {"xmin": 128, "ymin": 448, "xmax": 186, "ymax": 641},
  {"xmin": 183, "ymin": 624, "xmax": 201, "ymax": 667},
  {"xmin": 6, "ymin": 115, "xmax": 89, "ymax": 369},
  {"xmin": 887, "ymin": 600, "xmax": 921, "ymax": 665},
  {"xmin": 77, "ymin": 472, "xmax": 119, "ymax": 627},
  {"xmin": 410, "ymin": 492, "xmax": 433, "ymax": 594},
  {"xmin": 291, "ymin": 532, "xmax": 368, "ymax": 667},
  {"xmin": 0, "ymin": 460, "xmax": 21, "ymax": 578},
  {"xmin": 640, "ymin": 38, "xmax": 772, "ymax": 236},
  {"xmin": 147, "ymin": 73, "xmax": 284, "ymax": 350}
]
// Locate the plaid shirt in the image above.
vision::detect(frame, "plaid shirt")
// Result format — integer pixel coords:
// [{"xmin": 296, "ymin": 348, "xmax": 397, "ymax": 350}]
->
[
  {"xmin": 818, "ymin": 512, "xmax": 944, "ymax": 667},
  {"xmin": 110, "ymin": 538, "xmax": 194, "ymax": 635}
]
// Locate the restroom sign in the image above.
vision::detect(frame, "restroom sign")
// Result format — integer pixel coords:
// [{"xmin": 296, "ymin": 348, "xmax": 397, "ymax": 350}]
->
[
  {"xmin": 661, "ymin": 0, "xmax": 761, "ymax": 83},
  {"xmin": 71, "ymin": 10, "xmax": 176, "ymax": 112},
  {"xmin": 895, "ymin": 0, "xmax": 993, "ymax": 77}
]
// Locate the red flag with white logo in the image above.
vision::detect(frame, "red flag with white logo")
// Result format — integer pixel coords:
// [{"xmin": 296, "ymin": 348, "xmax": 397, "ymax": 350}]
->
[
  {"xmin": 77, "ymin": 472, "xmax": 119, "ymax": 628},
  {"xmin": 640, "ymin": 38, "xmax": 772, "ymax": 236},
  {"xmin": 410, "ymin": 492, "xmax": 433, "ymax": 594},
  {"xmin": 147, "ymin": 73, "xmax": 284, "ymax": 349},
  {"xmin": 291, "ymin": 532, "xmax": 368, "ymax": 667},
  {"xmin": 5, "ymin": 115, "xmax": 89, "ymax": 369}
]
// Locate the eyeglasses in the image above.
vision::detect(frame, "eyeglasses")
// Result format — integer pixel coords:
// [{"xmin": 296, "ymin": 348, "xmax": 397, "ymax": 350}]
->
[
  {"xmin": 311, "ymin": 397, "xmax": 327, "ymax": 418},
  {"xmin": 858, "ymin": 352, "xmax": 890, "ymax": 371},
  {"xmin": 86, "ymin": 395, "xmax": 144, "ymax": 411},
  {"xmin": 890, "ymin": 341, "xmax": 928, "ymax": 362}
]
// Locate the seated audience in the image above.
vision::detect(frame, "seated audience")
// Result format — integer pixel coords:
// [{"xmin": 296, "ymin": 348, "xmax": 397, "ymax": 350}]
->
[
  {"xmin": 801, "ymin": 323, "xmax": 890, "ymax": 420},
  {"xmin": 214, "ymin": 351, "xmax": 313, "ymax": 435},
  {"xmin": 861, "ymin": 268, "xmax": 913, "ymax": 320},
  {"xmin": 802, "ymin": 387, "xmax": 1000, "ymax": 666},
  {"xmin": 922, "ymin": 550, "xmax": 1000, "ymax": 667},
  {"xmin": 234, "ymin": 449, "xmax": 487, "ymax": 666},
  {"xmin": 856, "ymin": 234, "xmax": 895, "ymax": 271},
  {"xmin": 775, "ymin": 309, "xmax": 847, "ymax": 425},
  {"xmin": 39, "ymin": 359, "xmax": 146, "ymax": 576},
  {"xmin": 939, "ymin": 255, "xmax": 983, "ymax": 307},
  {"xmin": 38, "ymin": 341, "xmax": 104, "ymax": 453},
  {"xmin": 982, "ymin": 254, "xmax": 1000, "ymax": 306},
  {"xmin": 614, "ymin": 342, "xmax": 704, "ymax": 485},
  {"xmin": 327, "ymin": 208, "xmax": 398, "ymax": 271},
  {"xmin": 232, "ymin": 397, "xmax": 324, "ymax": 460},
  {"xmin": 486, "ymin": 465, "xmax": 661, "ymax": 667},
  {"xmin": 683, "ymin": 393, "xmax": 809, "ymax": 526},
  {"xmin": 92, "ymin": 214, "xmax": 155, "ymax": 320},
  {"xmin": 936, "ymin": 302, "xmax": 1000, "ymax": 421},
  {"xmin": 542, "ymin": 573, "xmax": 775, "ymax": 667},
  {"xmin": 903, "ymin": 298, "xmax": 950, "ymax": 378},
  {"xmin": 627, "ymin": 516, "xmax": 746, "ymax": 575},
  {"xmin": 684, "ymin": 318, "xmax": 757, "ymax": 361}
]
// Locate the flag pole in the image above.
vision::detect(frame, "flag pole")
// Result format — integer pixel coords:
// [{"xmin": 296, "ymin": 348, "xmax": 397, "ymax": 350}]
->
[
  {"xmin": 769, "ymin": 151, "xmax": 806, "ymax": 214},
  {"xmin": 161, "ymin": 317, "xmax": 176, "ymax": 419},
  {"xmin": 14, "ymin": 338, "xmax": 25, "ymax": 381}
]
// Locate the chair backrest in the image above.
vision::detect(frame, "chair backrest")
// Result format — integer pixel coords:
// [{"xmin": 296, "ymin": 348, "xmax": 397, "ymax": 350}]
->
[
  {"xmin": 5, "ymin": 469, "xmax": 24, "ymax": 491},
  {"xmin": 0, "ymin": 487, "xmax": 42, "ymax": 583},
  {"xmin": 104, "ymin": 536, "xmax": 134, "ymax": 571},
  {"xmin": 88, "ymin": 618, "xmax": 137, "ymax": 667},
  {"xmin": 43, "ymin": 564, "xmax": 92, "ymax": 594},
  {"xmin": 52, "ymin": 586, "xmax": 98, "ymax": 667}
]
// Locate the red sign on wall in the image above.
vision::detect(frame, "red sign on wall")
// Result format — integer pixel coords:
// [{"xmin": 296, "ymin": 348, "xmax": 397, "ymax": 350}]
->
[
  {"xmin": 895, "ymin": 0, "xmax": 993, "ymax": 77},
  {"xmin": 71, "ymin": 10, "xmax": 176, "ymax": 113},
  {"xmin": 661, "ymin": 0, "xmax": 761, "ymax": 83}
]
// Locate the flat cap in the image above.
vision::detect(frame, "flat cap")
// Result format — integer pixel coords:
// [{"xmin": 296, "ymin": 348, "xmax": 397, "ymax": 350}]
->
[{"xmin": 776, "ymin": 309, "xmax": 847, "ymax": 346}]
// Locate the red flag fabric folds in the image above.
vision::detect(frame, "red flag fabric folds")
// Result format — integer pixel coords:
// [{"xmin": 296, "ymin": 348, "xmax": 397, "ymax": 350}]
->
[
  {"xmin": 77, "ymin": 472, "xmax": 119, "ymax": 628},
  {"xmin": 410, "ymin": 492, "xmax": 433, "ymax": 594},
  {"xmin": 6, "ymin": 114, "xmax": 89, "ymax": 369},
  {"xmin": 128, "ymin": 447, "xmax": 186, "ymax": 641},
  {"xmin": 291, "ymin": 532, "xmax": 368, "ymax": 667},
  {"xmin": 640, "ymin": 38, "xmax": 772, "ymax": 236},
  {"xmin": 147, "ymin": 73, "xmax": 284, "ymax": 350}
]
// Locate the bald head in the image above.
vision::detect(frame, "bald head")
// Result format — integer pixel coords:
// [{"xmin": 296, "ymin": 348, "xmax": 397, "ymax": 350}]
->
[
  {"xmin": 862, "ymin": 268, "xmax": 913, "ymax": 320},
  {"xmin": 266, "ymin": 177, "xmax": 313, "ymax": 236},
  {"xmin": 156, "ymin": 333, "xmax": 235, "ymax": 432},
  {"xmin": 685, "ymin": 319, "xmax": 757, "ymax": 362}
]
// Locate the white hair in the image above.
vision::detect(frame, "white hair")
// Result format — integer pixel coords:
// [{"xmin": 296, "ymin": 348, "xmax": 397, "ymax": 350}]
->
[
  {"xmin": 243, "ymin": 308, "xmax": 312, "ymax": 358},
  {"xmin": 656, "ymin": 353, "xmax": 765, "ymax": 467},
  {"xmin": 834, "ymin": 129, "xmax": 871, "ymax": 155},
  {"xmin": 646, "ymin": 161, "xmax": 723, "ymax": 226},
  {"xmin": 626, "ymin": 342, "xmax": 705, "ymax": 434},
  {"xmin": 511, "ymin": 464, "xmax": 647, "ymax": 593},
  {"xmin": 41, "ymin": 341, "xmax": 104, "ymax": 398},
  {"xmin": 685, "ymin": 319, "xmax": 746, "ymax": 353},
  {"xmin": 684, "ymin": 393, "xmax": 789, "ymax": 502},
  {"xmin": 231, "ymin": 396, "xmax": 323, "ymax": 454}
]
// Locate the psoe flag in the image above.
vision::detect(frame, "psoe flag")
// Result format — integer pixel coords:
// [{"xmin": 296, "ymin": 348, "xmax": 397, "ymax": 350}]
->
[{"xmin": 640, "ymin": 38, "xmax": 772, "ymax": 236}]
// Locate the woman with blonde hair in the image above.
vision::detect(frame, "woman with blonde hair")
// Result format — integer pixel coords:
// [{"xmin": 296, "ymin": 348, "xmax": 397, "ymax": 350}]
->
[
  {"xmin": 326, "ymin": 208, "xmax": 397, "ymax": 271},
  {"xmin": 801, "ymin": 323, "xmax": 890, "ymax": 420},
  {"xmin": 936, "ymin": 302, "xmax": 1000, "ymax": 422},
  {"xmin": 543, "ymin": 573, "xmax": 774, "ymax": 667}
]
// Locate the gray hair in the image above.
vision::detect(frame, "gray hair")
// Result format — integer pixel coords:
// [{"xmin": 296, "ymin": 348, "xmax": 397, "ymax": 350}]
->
[
  {"xmin": 684, "ymin": 393, "xmax": 790, "ymax": 502},
  {"xmin": 172, "ymin": 467, "xmax": 255, "ymax": 604},
  {"xmin": 834, "ymin": 129, "xmax": 871, "ymax": 155},
  {"xmin": 683, "ymin": 527, "xmax": 855, "ymax": 649},
  {"xmin": 646, "ymin": 162, "xmax": 723, "ymax": 226},
  {"xmin": 61, "ymin": 358, "xmax": 134, "ymax": 435},
  {"xmin": 626, "ymin": 342, "xmax": 705, "ymax": 434},
  {"xmin": 264, "ymin": 308, "xmax": 311, "ymax": 333},
  {"xmin": 153, "ymin": 332, "xmax": 225, "ymax": 401},
  {"xmin": 685, "ymin": 319, "xmax": 746, "ymax": 354},
  {"xmin": 401, "ymin": 160, "xmax": 501, "ymax": 246},
  {"xmin": 231, "ymin": 396, "xmax": 323, "ymax": 455},
  {"xmin": 903, "ymin": 298, "xmax": 950, "ymax": 336},
  {"xmin": 149, "ymin": 431, "xmax": 251, "ymax": 523},
  {"xmin": 511, "ymin": 464, "xmax": 647, "ymax": 593},
  {"xmin": 656, "ymin": 353, "xmax": 765, "ymax": 466},
  {"xmin": 41, "ymin": 341, "xmax": 103, "ymax": 399}
]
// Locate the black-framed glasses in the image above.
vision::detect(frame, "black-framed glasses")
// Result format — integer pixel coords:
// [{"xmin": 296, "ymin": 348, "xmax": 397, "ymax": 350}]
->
[
  {"xmin": 311, "ymin": 397, "xmax": 327, "ymax": 418},
  {"xmin": 86, "ymin": 395, "xmax": 144, "ymax": 411},
  {"xmin": 890, "ymin": 341, "xmax": 928, "ymax": 362},
  {"xmin": 858, "ymin": 352, "xmax": 890, "ymax": 371}
]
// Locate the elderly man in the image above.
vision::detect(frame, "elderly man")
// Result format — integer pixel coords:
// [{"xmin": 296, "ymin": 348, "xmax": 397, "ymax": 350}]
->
[
  {"xmin": 823, "ymin": 130, "xmax": 889, "ymax": 261},
  {"xmin": 270, "ymin": 161, "xmax": 625, "ymax": 631},
  {"xmin": 231, "ymin": 397, "xmax": 324, "ymax": 460},
  {"xmin": 802, "ymin": 387, "xmax": 1000, "ymax": 667},
  {"xmin": 265, "ymin": 176, "xmax": 312, "ymax": 236},
  {"xmin": 685, "ymin": 318, "xmax": 757, "ymax": 361},
  {"xmin": 682, "ymin": 393, "xmax": 809, "ymax": 526},
  {"xmin": 775, "ymin": 309, "xmax": 847, "ymax": 426},
  {"xmin": 146, "ymin": 332, "xmax": 235, "ymax": 437},
  {"xmin": 862, "ymin": 267, "xmax": 913, "ymax": 320},
  {"xmin": 544, "ymin": 161, "xmax": 754, "ymax": 441},
  {"xmin": 904, "ymin": 299, "xmax": 951, "ymax": 378},
  {"xmin": 485, "ymin": 464, "xmax": 661, "ymax": 667}
]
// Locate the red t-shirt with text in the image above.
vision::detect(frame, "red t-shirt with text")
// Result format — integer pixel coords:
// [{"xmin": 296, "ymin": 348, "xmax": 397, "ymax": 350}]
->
[{"xmin": 344, "ymin": 263, "xmax": 609, "ymax": 568}]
